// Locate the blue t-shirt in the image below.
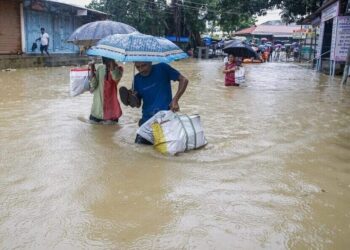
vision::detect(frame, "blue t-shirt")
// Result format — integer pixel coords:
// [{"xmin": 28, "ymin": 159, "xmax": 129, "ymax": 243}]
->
[{"xmin": 134, "ymin": 63, "xmax": 180, "ymax": 123}]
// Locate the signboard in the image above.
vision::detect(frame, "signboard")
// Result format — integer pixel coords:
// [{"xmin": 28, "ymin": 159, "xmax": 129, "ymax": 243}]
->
[
  {"xmin": 31, "ymin": 0, "xmax": 47, "ymax": 11},
  {"xmin": 334, "ymin": 16, "xmax": 350, "ymax": 61},
  {"xmin": 321, "ymin": 1, "xmax": 339, "ymax": 22}
]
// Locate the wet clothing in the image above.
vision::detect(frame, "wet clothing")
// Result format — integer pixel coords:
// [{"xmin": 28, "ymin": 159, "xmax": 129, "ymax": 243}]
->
[
  {"xmin": 224, "ymin": 62, "xmax": 236, "ymax": 86},
  {"xmin": 89, "ymin": 64, "xmax": 123, "ymax": 121},
  {"xmin": 134, "ymin": 63, "xmax": 180, "ymax": 125}
]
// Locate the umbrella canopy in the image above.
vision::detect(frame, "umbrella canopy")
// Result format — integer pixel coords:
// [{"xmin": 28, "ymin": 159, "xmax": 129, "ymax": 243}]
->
[
  {"xmin": 223, "ymin": 40, "xmax": 259, "ymax": 59},
  {"xmin": 258, "ymin": 45, "xmax": 266, "ymax": 52},
  {"xmin": 87, "ymin": 33, "xmax": 188, "ymax": 63},
  {"xmin": 261, "ymin": 37, "xmax": 268, "ymax": 41},
  {"xmin": 67, "ymin": 20, "xmax": 137, "ymax": 47}
]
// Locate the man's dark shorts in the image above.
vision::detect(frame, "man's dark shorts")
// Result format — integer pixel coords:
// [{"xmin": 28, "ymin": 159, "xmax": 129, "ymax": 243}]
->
[{"xmin": 40, "ymin": 45, "xmax": 48, "ymax": 53}]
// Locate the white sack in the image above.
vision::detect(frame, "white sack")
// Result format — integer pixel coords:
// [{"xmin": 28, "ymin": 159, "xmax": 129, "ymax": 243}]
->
[
  {"xmin": 70, "ymin": 68, "xmax": 90, "ymax": 97},
  {"xmin": 152, "ymin": 112, "xmax": 207, "ymax": 155},
  {"xmin": 235, "ymin": 66, "xmax": 245, "ymax": 84},
  {"xmin": 137, "ymin": 111, "xmax": 207, "ymax": 155},
  {"xmin": 136, "ymin": 111, "xmax": 175, "ymax": 144}
]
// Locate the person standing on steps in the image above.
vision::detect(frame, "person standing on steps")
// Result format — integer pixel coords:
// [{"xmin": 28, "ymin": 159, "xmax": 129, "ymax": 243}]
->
[{"xmin": 36, "ymin": 27, "xmax": 50, "ymax": 56}]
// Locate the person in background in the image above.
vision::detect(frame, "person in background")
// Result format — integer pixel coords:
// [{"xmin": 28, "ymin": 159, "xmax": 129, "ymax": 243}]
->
[
  {"xmin": 88, "ymin": 57, "xmax": 123, "ymax": 123},
  {"xmin": 293, "ymin": 43, "xmax": 300, "ymax": 60},
  {"xmin": 262, "ymin": 49, "xmax": 269, "ymax": 62},
  {"xmin": 36, "ymin": 27, "xmax": 50, "ymax": 56},
  {"xmin": 123, "ymin": 62, "xmax": 188, "ymax": 144},
  {"xmin": 223, "ymin": 54, "xmax": 238, "ymax": 86},
  {"xmin": 268, "ymin": 45, "xmax": 274, "ymax": 62}
]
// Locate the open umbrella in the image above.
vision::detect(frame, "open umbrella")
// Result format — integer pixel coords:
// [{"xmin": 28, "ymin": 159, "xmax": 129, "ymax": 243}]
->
[
  {"xmin": 86, "ymin": 32, "xmax": 188, "ymax": 63},
  {"xmin": 67, "ymin": 20, "xmax": 137, "ymax": 47},
  {"xmin": 223, "ymin": 40, "xmax": 259, "ymax": 59}
]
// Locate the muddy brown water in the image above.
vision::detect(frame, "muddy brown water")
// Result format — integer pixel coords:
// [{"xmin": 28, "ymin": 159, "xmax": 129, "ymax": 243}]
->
[{"xmin": 1, "ymin": 59, "xmax": 350, "ymax": 249}]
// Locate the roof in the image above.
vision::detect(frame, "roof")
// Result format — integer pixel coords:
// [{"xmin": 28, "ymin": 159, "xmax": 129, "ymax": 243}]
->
[
  {"xmin": 301, "ymin": 0, "xmax": 339, "ymax": 24},
  {"xmin": 234, "ymin": 26, "xmax": 256, "ymax": 35},
  {"xmin": 47, "ymin": 0, "xmax": 108, "ymax": 16},
  {"xmin": 252, "ymin": 25, "xmax": 300, "ymax": 37}
]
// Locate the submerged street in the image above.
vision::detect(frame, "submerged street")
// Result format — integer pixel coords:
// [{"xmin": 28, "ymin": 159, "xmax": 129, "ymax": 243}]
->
[{"xmin": 1, "ymin": 59, "xmax": 350, "ymax": 249}]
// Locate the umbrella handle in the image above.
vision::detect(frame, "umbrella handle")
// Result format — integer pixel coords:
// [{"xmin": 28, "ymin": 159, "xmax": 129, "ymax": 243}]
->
[
  {"xmin": 132, "ymin": 63, "xmax": 135, "ymax": 91},
  {"xmin": 88, "ymin": 62, "xmax": 96, "ymax": 78}
]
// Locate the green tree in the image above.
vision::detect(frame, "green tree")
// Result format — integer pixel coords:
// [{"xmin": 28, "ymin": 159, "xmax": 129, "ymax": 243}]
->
[
  {"xmin": 87, "ymin": 0, "xmax": 325, "ymax": 46},
  {"xmin": 217, "ymin": 0, "xmax": 278, "ymax": 32},
  {"xmin": 275, "ymin": 0, "xmax": 322, "ymax": 23},
  {"xmin": 87, "ymin": 0, "xmax": 168, "ymax": 36}
]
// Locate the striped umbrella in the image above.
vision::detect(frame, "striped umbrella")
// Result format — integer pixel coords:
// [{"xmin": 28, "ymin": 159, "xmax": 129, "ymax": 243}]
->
[{"xmin": 87, "ymin": 32, "xmax": 188, "ymax": 63}]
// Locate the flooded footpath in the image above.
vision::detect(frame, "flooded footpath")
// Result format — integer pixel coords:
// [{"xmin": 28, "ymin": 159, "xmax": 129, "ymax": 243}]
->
[{"xmin": 1, "ymin": 59, "xmax": 350, "ymax": 249}]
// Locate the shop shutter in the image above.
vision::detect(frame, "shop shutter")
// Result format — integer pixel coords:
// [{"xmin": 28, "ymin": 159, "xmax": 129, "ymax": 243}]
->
[{"xmin": 0, "ymin": 0, "xmax": 21, "ymax": 54}]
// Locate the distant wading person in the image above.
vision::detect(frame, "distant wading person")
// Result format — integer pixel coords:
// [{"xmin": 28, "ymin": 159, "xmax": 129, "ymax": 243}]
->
[
  {"xmin": 223, "ymin": 54, "xmax": 238, "ymax": 86},
  {"xmin": 36, "ymin": 27, "xmax": 50, "ymax": 56}
]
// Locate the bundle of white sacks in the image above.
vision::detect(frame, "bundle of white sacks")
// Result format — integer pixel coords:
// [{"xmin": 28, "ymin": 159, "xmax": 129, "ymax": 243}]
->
[{"xmin": 137, "ymin": 111, "xmax": 207, "ymax": 155}]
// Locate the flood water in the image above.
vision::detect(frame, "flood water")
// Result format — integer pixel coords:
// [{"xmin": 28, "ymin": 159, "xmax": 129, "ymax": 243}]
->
[{"xmin": 1, "ymin": 59, "xmax": 350, "ymax": 249}]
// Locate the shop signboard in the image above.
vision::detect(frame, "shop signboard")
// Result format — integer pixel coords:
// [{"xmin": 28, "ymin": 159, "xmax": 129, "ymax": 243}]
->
[
  {"xmin": 321, "ymin": 1, "xmax": 339, "ymax": 22},
  {"xmin": 334, "ymin": 16, "xmax": 350, "ymax": 61}
]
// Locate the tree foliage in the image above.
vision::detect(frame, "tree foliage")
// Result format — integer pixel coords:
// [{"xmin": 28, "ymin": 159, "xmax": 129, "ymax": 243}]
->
[
  {"xmin": 275, "ymin": 0, "xmax": 322, "ymax": 23},
  {"xmin": 86, "ymin": 0, "xmax": 325, "ymax": 46},
  {"xmin": 88, "ymin": 0, "xmax": 168, "ymax": 35}
]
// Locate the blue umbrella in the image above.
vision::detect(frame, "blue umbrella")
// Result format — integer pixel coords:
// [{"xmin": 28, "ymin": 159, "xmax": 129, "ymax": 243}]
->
[
  {"xmin": 87, "ymin": 32, "xmax": 188, "ymax": 63},
  {"xmin": 67, "ymin": 20, "xmax": 137, "ymax": 47}
]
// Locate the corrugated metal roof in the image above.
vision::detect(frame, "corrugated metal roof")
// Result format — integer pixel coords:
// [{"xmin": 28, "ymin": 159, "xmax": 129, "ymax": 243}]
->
[
  {"xmin": 234, "ymin": 26, "xmax": 256, "ymax": 35},
  {"xmin": 252, "ymin": 25, "xmax": 300, "ymax": 36},
  {"xmin": 47, "ymin": 0, "xmax": 108, "ymax": 15}
]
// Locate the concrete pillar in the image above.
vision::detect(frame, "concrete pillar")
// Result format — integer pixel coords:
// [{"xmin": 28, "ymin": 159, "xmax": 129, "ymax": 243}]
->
[{"xmin": 198, "ymin": 47, "xmax": 202, "ymax": 59}]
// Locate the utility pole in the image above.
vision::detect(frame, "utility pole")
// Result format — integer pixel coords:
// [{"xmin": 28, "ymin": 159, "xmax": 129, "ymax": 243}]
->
[{"xmin": 172, "ymin": 0, "xmax": 181, "ymax": 43}]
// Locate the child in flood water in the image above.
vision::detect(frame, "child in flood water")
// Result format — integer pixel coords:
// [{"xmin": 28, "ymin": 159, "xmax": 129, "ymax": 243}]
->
[{"xmin": 223, "ymin": 54, "xmax": 239, "ymax": 86}]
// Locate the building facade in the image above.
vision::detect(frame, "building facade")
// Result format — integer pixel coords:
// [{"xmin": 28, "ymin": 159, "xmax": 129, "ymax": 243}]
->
[
  {"xmin": 0, "ymin": 0, "xmax": 108, "ymax": 55},
  {"xmin": 304, "ymin": 0, "xmax": 350, "ymax": 74},
  {"xmin": 0, "ymin": 0, "xmax": 22, "ymax": 54}
]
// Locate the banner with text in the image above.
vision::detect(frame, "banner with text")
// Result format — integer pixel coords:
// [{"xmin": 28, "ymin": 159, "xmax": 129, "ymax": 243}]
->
[{"xmin": 334, "ymin": 16, "xmax": 350, "ymax": 62}]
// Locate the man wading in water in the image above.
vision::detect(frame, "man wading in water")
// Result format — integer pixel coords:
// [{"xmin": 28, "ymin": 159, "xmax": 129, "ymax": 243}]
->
[{"xmin": 120, "ymin": 62, "xmax": 188, "ymax": 144}]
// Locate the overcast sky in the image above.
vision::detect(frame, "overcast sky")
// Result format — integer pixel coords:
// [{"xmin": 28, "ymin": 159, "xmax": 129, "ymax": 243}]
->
[
  {"xmin": 256, "ymin": 8, "xmax": 281, "ymax": 24},
  {"xmin": 56, "ymin": 0, "xmax": 281, "ymax": 24}
]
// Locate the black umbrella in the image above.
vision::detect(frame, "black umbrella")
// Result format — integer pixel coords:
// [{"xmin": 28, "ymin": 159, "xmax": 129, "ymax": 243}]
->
[{"xmin": 223, "ymin": 40, "xmax": 259, "ymax": 59}]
